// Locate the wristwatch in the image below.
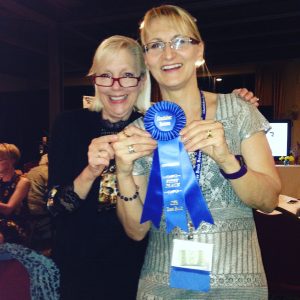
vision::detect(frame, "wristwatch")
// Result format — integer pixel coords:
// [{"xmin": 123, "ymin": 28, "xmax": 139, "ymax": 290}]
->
[{"xmin": 220, "ymin": 155, "xmax": 247, "ymax": 180}]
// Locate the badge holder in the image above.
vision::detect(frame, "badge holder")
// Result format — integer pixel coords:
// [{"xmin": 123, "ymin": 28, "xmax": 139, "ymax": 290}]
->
[{"xmin": 170, "ymin": 224, "xmax": 213, "ymax": 292}]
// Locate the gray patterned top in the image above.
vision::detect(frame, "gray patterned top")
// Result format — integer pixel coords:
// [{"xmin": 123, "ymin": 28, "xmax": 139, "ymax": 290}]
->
[{"xmin": 131, "ymin": 94, "xmax": 270, "ymax": 300}]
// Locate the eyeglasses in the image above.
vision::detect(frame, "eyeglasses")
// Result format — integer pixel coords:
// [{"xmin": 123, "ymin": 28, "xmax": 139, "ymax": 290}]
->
[
  {"xmin": 92, "ymin": 75, "xmax": 142, "ymax": 88},
  {"xmin": 143, "ymin": 36, "xmax": 200, "ymax": 54}
]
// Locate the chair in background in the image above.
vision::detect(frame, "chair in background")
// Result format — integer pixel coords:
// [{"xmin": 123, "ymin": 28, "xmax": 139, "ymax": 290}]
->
[
  {"xmin": 0, "ymin": 258, "xmax": 31, "ymax": 300},
  {"xmin": 0, "ymin": 243, "xmax": 60, "ymax": 300},
  {"xmin": 254, "ymin": 196, "xmax": 300, "ymax": 299}
]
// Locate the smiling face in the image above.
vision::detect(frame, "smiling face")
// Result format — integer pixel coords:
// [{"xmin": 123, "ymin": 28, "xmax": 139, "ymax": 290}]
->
[
  {"xmin": 95, "ymin": 48, "xmax": 144, "ymax": 122},
  {"xmin": 143, "ymin": 17, "xmax": 203, "ymax": 94}
]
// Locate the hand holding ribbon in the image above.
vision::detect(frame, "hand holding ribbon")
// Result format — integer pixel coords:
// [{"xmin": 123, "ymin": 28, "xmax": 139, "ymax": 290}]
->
[{"xmin": 141, "ymin": 101, "xmax": 214, "ymax": 233}]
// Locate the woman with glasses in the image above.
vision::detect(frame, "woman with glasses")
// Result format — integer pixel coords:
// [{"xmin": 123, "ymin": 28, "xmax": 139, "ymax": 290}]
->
[
  {"xmin": 47, "ymin": 35, "xmax": 151, "ymax": 300},
  {"xmin": 48, "ymin": 32, "xmax": 257, "ymax": 299},
  {"xmin": 113, "ymin": 5, "xmax": 281, "ymax": 299}
]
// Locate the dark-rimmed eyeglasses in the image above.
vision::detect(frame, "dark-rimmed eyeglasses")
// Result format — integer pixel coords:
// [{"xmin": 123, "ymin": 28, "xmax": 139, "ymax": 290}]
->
[
  {"xmin": 143, "ymin": 36, "xmax": 200, "ymax": 54},
  {"xmin": 92, "ymin": 75, "xmax": 142, "ymax": 88}
]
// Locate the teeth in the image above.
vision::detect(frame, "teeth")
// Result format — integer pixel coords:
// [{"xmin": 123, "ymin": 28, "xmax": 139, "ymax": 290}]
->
[
  {"xmin": 161, "ymin": 63, "xmax": 182, "ymax": 70},
  {"xmin": 110, "ymin": 95, "xmax": 127, "ymax": 101}
]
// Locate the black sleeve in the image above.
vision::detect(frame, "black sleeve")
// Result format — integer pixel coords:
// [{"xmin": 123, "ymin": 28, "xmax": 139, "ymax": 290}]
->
[
  {"xmin": 48, "ymin": 112, "xmax": 75, "ymax": 187},
  {"xmin": 47, "ymin": 111, "xmax": 84, "ymax": 216}
]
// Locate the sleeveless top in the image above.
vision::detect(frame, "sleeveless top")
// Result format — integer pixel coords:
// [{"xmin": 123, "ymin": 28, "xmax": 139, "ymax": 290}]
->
[
  {"xmin": 0, "ymin": 172, "xmax": 30, "ymax": 244},
  {"xmin": 0, "ymin": 172, "xmax": 21, "ymax": 205},
  {"xmin": 132, "ymin": 94, "xmax": 271, "ymax": 300}
]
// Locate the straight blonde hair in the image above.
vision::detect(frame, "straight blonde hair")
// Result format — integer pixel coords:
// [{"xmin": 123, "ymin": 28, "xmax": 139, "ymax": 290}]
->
[
  {"xmin": 140, "ymin": 5, "xmax": 202, "ymax": 44},
  {"xmin": 88, "ymin": 35, "xmax": 151, "ymax": 113},
  {"xmin": 0, "ymin": 143, "xmax": 21, "ymax": 165},
  {"xmin": 140, "ymin": 5, "xmax": 208, "ymax": 73}
]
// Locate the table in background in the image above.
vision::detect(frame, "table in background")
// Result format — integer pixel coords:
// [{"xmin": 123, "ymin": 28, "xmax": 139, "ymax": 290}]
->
[{"xmin": 276, "ymin": 165, "xmax": 300, "ymax": 198}]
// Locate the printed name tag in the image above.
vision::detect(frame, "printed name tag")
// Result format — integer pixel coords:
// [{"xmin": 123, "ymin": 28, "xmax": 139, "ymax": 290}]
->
[{"xmin": 171, "ymin": 239, "xmax": 213, "ymax": 271}]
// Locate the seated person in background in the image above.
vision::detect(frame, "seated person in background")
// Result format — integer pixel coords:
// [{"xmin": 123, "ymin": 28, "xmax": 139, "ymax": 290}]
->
[
  {"xmin": 26, "ymin": 154, "xmax": 53, "ymax": 250},
  {"xmin": 0, "ymin": 143, "xmax": 30, "ymax": 245}
]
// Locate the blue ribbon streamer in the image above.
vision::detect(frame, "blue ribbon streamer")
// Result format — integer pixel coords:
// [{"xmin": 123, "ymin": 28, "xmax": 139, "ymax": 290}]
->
[
  {"xmin": 158, "ymin": 138, "xmax": 188, "ymax": 232},
  {"xmin": 141, "ymin": 148, "xmax": 163, "ymax": 228},
  {"xmin": 141, "ymin": 101, "xmax": 214, "ymax": 232}
]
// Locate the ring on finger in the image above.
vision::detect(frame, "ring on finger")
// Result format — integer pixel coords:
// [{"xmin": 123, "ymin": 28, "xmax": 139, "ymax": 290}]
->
[
  {"xmin": 123, "ymin": 128, "xmax": 131, "ymax": 138},
  {"xmin": 206, "ymin": 129, "xmax": 213, "ymax": 139},
  {"xmin": 128, "ymin": 145, "xmax": 135, "ymax": 154}
]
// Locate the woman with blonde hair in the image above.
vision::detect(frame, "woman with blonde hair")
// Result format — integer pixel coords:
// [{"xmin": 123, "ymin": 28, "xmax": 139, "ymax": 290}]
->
[
  {"xmin": 113, "ymin": 5, "xmax": 281, "ymax": 299},
  {"xmin": 48, "ymin": 35, "xmax": 150, "ymax": 300},
  {"xmin": 48, "ymin": 33, "xmax": 258, "ymax": 299},
  {"xmin": 0, "ymin": 143, "xmax": 30, "ymax": 244}
]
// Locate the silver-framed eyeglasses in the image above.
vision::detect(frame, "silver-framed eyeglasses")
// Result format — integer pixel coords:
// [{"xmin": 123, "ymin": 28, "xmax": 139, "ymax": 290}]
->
[
  {"xmin": 143, "ymin": 36, "xmax": 200, "ymax": 54},
  {"xmin": 92, "ymin": 75, "xmax": 142, "ymax": 88}
]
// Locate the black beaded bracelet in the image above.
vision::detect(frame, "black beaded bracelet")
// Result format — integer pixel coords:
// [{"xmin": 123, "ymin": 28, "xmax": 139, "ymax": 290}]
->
[
  {"xmin": 220, "ymin": 155, "xmax": 247, "ymax": 180},
  {"xmin": 115, "ymin": 182, "xmax": 139, "ymax": 201}
]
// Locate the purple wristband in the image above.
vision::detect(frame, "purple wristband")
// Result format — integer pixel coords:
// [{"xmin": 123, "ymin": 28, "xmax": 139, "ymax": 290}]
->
[{"xmin": 220, "ymin": 155, "xmax": 247, "ymax": 180}]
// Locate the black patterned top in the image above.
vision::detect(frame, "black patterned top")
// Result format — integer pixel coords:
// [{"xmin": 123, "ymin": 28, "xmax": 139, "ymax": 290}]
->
[
  {"xmin": 48, "ymin": 108, "xmax": 148, "ymax": 299},
  {"xmin": 0, "ymin": 172, "xmax": 29, "ymax": 244},
  {"xmin": 0, "ymin": 172, "xmax": 20, "ymax": 206}
]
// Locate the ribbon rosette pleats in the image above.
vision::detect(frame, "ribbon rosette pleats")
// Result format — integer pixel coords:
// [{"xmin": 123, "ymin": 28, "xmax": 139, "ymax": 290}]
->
[{"xmin": 141, "ymin": 101, "xmax": 214, "ymax": 233}]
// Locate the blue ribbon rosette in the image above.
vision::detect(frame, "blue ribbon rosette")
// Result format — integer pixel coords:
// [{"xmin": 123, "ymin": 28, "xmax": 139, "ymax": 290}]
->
[{"xmin": 141, "ymin": 101, "xmax": 214, "ymax": 233}]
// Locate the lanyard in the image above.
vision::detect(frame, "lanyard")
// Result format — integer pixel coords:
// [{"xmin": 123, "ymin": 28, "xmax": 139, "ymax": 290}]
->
[{"xmin": 193, "ymin": 91, "xmax": 206, "ymax": 181}]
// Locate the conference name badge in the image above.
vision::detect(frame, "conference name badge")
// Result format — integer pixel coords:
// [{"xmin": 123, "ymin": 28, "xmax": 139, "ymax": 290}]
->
[{"xmin": 170, "ymin": 239, "xmax": 213, "ymax": 291}]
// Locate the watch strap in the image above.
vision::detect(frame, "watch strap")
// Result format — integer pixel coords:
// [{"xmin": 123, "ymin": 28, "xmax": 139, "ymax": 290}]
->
[{"xmin": 220, "ymin": 155, "xmax": 247, "ymax": 180}]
